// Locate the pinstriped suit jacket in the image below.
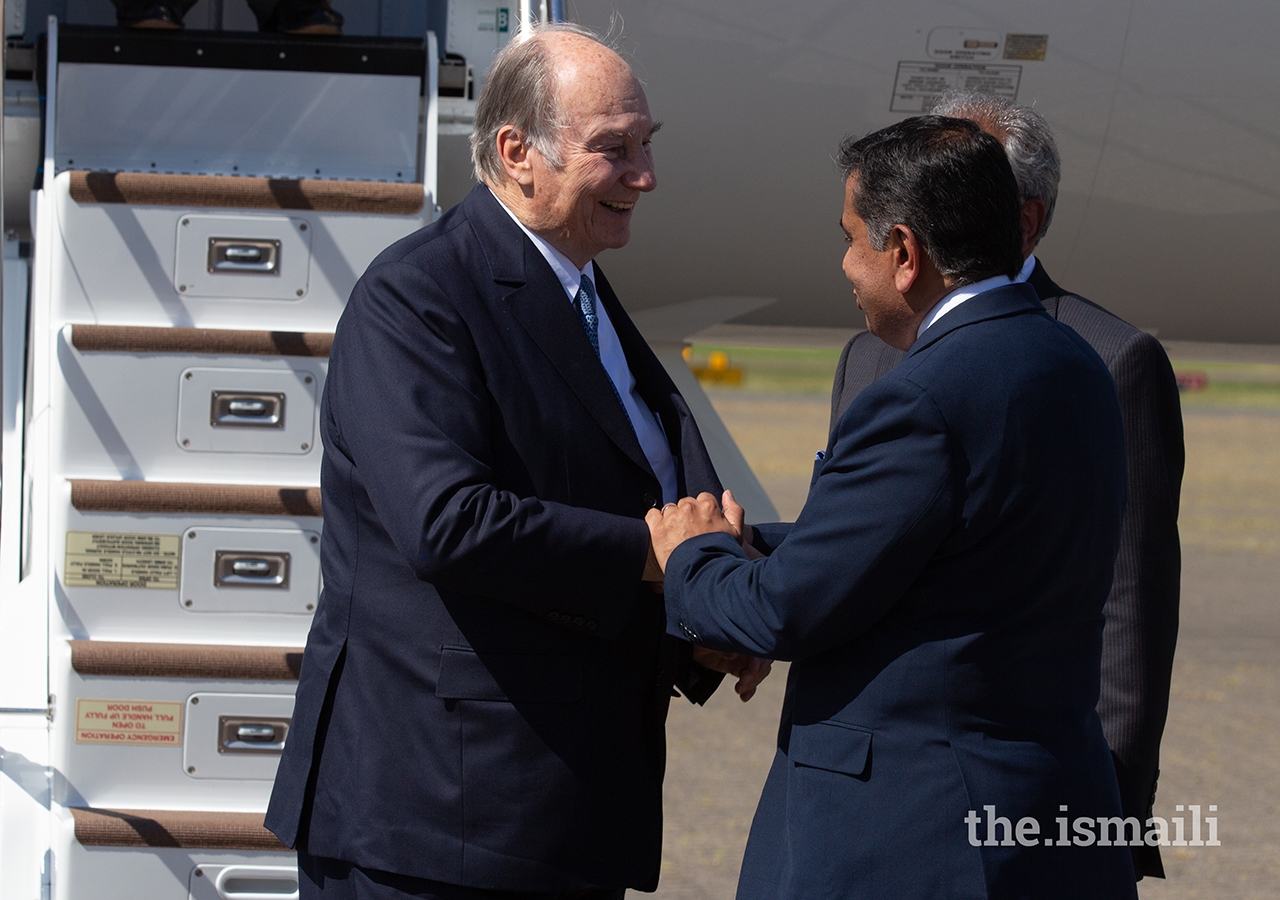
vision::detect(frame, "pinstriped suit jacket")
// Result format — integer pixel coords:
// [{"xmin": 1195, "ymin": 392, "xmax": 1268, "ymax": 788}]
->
[{"xmin": 828, "ymin": 260, "xmax": 1184, "ymax": 879}]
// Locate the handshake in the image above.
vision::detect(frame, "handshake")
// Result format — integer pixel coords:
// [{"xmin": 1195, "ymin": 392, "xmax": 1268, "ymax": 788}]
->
[{"xmin": 643, "ymin": 490, "xmax": 772, "ymax": 702}]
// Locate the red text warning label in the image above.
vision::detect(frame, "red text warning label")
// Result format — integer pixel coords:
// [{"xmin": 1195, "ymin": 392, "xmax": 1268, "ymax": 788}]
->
[{"xmin": 75, "ymin": 699, "xmax": 183, "ymax": 745}]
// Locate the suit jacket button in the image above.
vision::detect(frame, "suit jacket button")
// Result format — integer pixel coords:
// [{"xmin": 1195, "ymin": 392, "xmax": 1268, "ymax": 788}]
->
[
  {"xmin": 642, "ymin": 493, "xmax": 660, "ymax": 510},
  {"xmin": 573, "ymin": 616, "xmax": 585, "ymax": 627},
  {"xmin": 586, "ymin": 620, "xmax": 598, "ymax": 631},
  {"xmin": 548, "ymin": 610, "xmax": 561, "ymax": 621}
]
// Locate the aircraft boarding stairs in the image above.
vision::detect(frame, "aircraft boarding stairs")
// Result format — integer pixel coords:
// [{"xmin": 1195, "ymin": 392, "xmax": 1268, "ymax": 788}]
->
[{"xmin": 1, "ymin": 18, "xmax": 439, "ymax": 899}]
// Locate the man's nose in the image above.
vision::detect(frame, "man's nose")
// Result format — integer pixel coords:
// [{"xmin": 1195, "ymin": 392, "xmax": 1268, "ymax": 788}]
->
[{"xmin": 625, "ymin": 155, "xmax": 657, "ymax": 192}]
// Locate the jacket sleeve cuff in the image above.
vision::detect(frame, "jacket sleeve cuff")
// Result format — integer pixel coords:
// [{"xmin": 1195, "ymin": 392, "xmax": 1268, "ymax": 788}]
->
[{"xmin": 670, "ymin": 638, "xmax": 726, "ymax": 706}]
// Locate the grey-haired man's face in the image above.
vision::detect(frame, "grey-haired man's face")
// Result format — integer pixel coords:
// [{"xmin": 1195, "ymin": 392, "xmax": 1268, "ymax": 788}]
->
[{"xmin": 521, "ymin": 38, "xmax": 658, "ymax": 268}]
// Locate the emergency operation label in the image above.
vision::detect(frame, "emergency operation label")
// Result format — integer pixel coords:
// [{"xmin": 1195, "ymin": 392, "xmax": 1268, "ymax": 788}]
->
[
  {"xmin": 891, "ymin": 61, "xmax": 1022, "ymax": 113},
  {"xmin": 64, "ymin": 531, "xmax": 180, "ymax": 589},
  {"xmin": 75, "ymin": 699, "xmax": 183, "ymax": 745}
]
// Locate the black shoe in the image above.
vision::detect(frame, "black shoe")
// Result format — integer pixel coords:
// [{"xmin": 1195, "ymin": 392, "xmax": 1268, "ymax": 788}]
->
[
  {"xmin": 264, "ymin": 1, "xmax": 343, "ymax": 35},
  {"xmin": 117, "ymin": 3, "xmax": 185, "ymax": 29}
]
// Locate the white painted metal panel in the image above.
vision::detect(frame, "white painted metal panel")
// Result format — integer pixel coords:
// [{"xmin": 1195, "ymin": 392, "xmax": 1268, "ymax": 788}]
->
[
  {"xmin": 50, "ymin": 670, "xmax": 299, "ymax": 810},
  {"xmin": 0, "ymin": 249, "xmax": 41, "ymax": 709},
  {"xmin": 52, "ymin": 826, "xmax": 294, "ymax": 900},
  {"xmin": 182, "ymin": 693, "xmax": 295, "ymax": 782},
  {"xmin": 190, "ymin": 864, "xmax": 301, "ymax": 900},
  {"xmin": 174, "ymin": 215, "xmax": 312, "ymax": 302},
  {"xmin": 54, "ymin": 338, "xmax": 326, "ymax": 483},
  {"xmin": 54, "ymin": 509, "xmax": 319, "ymax": 645},
  {"xmin": 445, "ymin": 0, "xmax": 516, "ymax": 97},
  {"xmin": 54, "ymin": 64, "xmax": 421, "ymax": 182},
  {"xmin": 176, "ymin": 368, "xmax": 318, "ymax": 457},
  {"xmin": 50, "ymin": 176, "xmax": 429, "ymax": 331},
  {"xmin": 3, "ymin": 79, "xmax": 40, "ymax": 230},
  {"xmin": 0, "ymin": 721, "xmax": 52, "ymax": 900},
  {"xmin": 179, "ymin": 527, "xmax": 320, "ymax": 616}
]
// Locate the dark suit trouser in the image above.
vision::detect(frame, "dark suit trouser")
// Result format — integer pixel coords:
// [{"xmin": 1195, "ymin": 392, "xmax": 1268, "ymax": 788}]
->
[{"xmin": 300, "ymin": 852, "xmax": 625, "ymax": 900}]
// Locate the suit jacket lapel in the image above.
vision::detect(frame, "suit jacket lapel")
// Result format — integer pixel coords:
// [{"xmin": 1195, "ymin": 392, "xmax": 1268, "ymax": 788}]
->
[
  {"xmin": 466, "ymin": 187, "xmax": 654, "ymax": 476},
  {"xmin": 592, "ymin": 265, "xmax": 691, "ymax": 482},
  {"xmin": 595, "ymin": 266, "xmax": 723, "ymax": 499}
]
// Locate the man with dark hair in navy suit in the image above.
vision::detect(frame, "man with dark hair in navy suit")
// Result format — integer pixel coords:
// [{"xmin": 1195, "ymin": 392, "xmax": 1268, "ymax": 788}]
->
[
  {"xmin": 266, "ymin": 23, "xmax": 768, "ymax": 900},
  {"xmin": 649, "ymin": 116, "xmax": 1138, "ymax": 899},
  {"xmin": 829, "ymin": 93, "xmax": 1185, "ymax": 882}
]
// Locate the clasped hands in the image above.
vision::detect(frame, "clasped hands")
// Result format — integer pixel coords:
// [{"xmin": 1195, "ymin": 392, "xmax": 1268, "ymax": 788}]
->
[{"xmin": 644, "ymin": 490, "xmax": 771, "ymax": 702}]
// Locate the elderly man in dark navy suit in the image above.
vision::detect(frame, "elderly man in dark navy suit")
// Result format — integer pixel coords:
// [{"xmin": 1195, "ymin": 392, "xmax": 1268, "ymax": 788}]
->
[
  {"xmin": 649, "ymin": 117, "xmax": 1138, "ymax": 898},
  {"xmin": 828, "ymin": 92, "xmax": 1185, "ymax": 881},
  {"xmin": 266, "ymin": 23, "xmax": 768, "ymax": 900}
]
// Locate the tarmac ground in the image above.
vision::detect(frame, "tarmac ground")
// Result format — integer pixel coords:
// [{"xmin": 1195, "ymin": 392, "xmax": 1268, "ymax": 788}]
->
[{"xmin": 643, "ymin": 336, "xmax": 1280, "ymax": 899}]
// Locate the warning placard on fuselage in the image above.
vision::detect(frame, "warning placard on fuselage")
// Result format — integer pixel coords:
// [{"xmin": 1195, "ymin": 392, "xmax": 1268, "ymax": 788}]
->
[
  {"xmin": 891, "ymin": 61, "xmax": 1022, "ymax": 113},
  {"xmin": 75, "ymin": 699, "xmax": 184, "ymax": 745},
  {"xmin": 65, "ymin": 531, "xmax": 181, "ymax": 589}
]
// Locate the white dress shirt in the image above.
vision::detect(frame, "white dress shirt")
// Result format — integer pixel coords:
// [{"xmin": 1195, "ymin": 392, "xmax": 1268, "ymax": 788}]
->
[
  {"xmin": 494, "ymin": 193, "xmax": 680, "ymax": 504},
  {"xmin": 1014, "ymin": 254, "xmax": 1038, "ymax": 285},
  {"xmin": 915, "ymin": 253, "xmax": 1037, "ymax": 339}
]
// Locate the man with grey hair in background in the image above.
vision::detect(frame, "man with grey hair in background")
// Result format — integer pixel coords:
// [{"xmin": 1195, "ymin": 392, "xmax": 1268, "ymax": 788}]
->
[
  {"xmin": 828, "ymin": 91, "xmax": 1185, "ymax": 880},
  {"xmin": 267, "ymin": 22, "xmax": 768, "ymax": 900}
]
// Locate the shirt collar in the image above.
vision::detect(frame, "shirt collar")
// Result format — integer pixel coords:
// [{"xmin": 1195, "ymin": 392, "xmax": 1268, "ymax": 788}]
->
[
  {"xmin": 491, "ymin": 187, "xmax": 594, "ymax": 301},
  {"xmin": 916, "ymin": 272, "xmax": 1015, "ymax": 339},
  {"xmin": 1014, "ymin": 253, "xmax": 1037, "ymax": 284}
]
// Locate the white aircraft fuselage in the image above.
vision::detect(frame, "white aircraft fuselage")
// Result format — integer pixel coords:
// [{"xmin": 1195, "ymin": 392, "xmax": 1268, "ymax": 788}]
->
[{"xmin": 531, "ymin": 0, "xmax": 1280, "ymax": 344}]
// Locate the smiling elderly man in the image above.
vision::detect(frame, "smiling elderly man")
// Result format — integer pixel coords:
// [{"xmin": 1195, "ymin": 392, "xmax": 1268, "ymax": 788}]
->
[{"xmin": 265, "ymin": 23, "xmax": 767, "ymax": 900}]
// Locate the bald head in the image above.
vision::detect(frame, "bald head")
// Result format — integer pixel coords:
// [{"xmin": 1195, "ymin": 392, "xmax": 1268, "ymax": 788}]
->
[{"xmin": 471, "ymin": 24, "xmax": 635, "ymax": 185}]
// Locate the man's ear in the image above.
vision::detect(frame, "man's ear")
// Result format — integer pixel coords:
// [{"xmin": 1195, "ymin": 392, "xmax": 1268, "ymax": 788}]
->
[
  {"xmin": 1020, "ymin": 199, "xmax": 1047, "ymax": 258},
  {"xmin": 889, "ymin": 225, "xmax": 923, "ymax": 294},
  {"xmin": 496, "ymin": 125, "xmax": 535, "ymax": 186}
]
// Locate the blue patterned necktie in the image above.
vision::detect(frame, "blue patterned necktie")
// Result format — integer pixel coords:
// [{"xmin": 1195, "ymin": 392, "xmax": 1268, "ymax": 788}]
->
[
  {"xmin": 576, "ymin": 274, "xmax": 600, "ymax": 357},
  {"xmin": 575, "ymin": 273, "xmax": 628, "ymax": 411}
]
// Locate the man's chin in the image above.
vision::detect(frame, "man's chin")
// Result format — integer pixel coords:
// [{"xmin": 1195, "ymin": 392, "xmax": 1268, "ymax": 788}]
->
[
  {"xmin": 865, "ymin": 321, "xmax": 913, "ymax": 352},
  {"xmin": 597, "ymin": 230, "xmax": 633, "ymax": 253}
]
